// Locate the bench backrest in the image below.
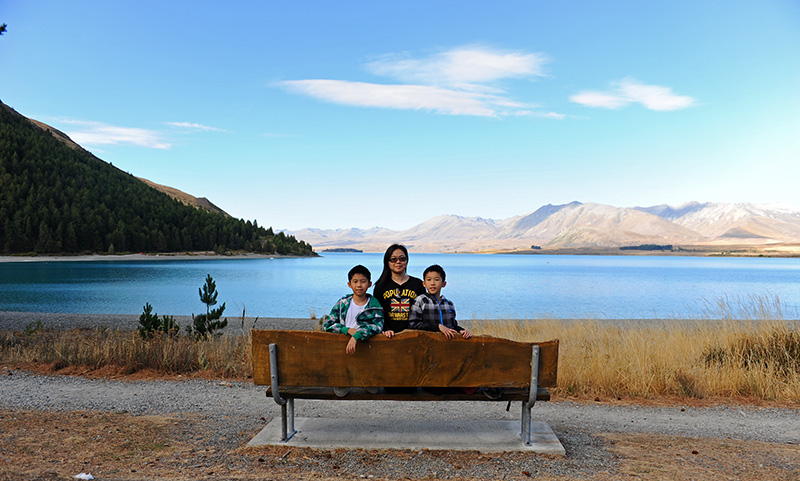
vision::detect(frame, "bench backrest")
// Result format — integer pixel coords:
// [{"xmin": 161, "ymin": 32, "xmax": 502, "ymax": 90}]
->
[{"xmin": 252, "ymin": 330, "xmax": 558, "ymax": 388}]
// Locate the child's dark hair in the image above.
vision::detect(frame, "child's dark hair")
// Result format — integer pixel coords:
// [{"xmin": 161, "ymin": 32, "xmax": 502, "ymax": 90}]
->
[
  {"xmin": 348, "ymin": 264, "xmax": 371, "ymax": 281},
  {"xmin": 423, "ymin": 264, "xmax": 446, "ymax": 282}
]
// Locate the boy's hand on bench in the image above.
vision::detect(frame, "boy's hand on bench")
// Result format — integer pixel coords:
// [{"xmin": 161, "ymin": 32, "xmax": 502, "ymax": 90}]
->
[
  {"xmin": 346, "ymin": 336, "xmax": 357, "ymax": 354},
  {"xmin": 383, "ymin": 330, "xmax": 395, "ymax": 339},
  {"xmin": 437, "ymin": 324, "xmax": 473, "ymax": 339},
  {"xmin": 438, "ymin": 324, "xmax": 458, "ymax": 339}
]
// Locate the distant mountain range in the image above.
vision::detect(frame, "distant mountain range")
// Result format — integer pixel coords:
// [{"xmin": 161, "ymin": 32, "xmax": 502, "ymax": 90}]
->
[{"xmin": 287, "ymin": 201, "xmax": 800, "ymax": 253}]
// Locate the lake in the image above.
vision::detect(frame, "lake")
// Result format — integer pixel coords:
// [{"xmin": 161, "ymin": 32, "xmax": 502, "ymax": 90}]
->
[{"xmin": 1, "ymin": 253, "xmax": 799, "ymax": 320}]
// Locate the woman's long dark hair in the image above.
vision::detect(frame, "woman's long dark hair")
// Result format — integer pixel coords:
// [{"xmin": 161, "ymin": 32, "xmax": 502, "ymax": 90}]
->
[{"xmin": 374, "ymin": 244, "xmax": 409, "ymax": 292}]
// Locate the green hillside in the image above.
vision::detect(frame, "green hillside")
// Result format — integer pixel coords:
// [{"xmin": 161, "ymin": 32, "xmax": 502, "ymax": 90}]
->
[{"xmin": 0, "ymin": 101, "xmax": 314, "ymax": 256}]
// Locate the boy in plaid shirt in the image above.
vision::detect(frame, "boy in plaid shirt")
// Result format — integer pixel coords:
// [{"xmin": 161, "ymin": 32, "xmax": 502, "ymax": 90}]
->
[
  {"xmin": 323, "ymin": 265, "xmax": 384, "ymax": 354},
  {"xmin": 408, "ymin": 264, "xmax": 472, "ymax": 339}
]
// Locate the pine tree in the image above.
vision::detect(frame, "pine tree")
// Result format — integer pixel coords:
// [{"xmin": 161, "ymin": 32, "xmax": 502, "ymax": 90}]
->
[
  {"xmin": 189, "ymin": 274, "xmax": 227, "ymax": 338},
  {"xmin": 137, "ymin": 303, "xmax": 161, "ymax": 339}
]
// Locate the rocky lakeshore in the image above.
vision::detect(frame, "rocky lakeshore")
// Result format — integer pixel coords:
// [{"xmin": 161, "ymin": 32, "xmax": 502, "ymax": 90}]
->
[{"xmin": 0, "ymin": 311, "xmax": 317, "ymax": 333}]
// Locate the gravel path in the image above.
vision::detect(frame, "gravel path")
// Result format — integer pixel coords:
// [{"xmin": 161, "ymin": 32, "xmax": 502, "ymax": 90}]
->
[
  {"xmin": 1, "ymin": 369, "xmax": 797, "ymax": 445},
  {"xmin": 1, "ymin": 368, "xmax": 798, "ymax": 479}
]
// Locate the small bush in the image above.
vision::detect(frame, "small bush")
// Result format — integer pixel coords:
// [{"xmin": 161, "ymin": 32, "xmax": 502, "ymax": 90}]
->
[
  {"xmin": 24, "ymin": 320, "xmax": 44, "ymax": 337},
  {"xmin": 703, "ymin": 326, "xmax": 800, "ymax": 376},
  {"xmin": 188, "ymin": 274, "xmax": 227, "ymax": 339},
  {"xmin": 138, "ymin": 303, "xmax": 161, "ymax": 339},
  {"xmin": 160, "ymin": 314, "xmax": 180, "ymax": 337},
  {"xmin": 138, "ymin": 303, "xmax": 181, "ymax": 339}
]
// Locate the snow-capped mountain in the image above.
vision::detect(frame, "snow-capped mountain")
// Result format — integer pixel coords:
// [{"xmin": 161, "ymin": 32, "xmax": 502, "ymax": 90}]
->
[{"xmin": 287, "ymin": 202, "xmax": 800, "ymax": 253}]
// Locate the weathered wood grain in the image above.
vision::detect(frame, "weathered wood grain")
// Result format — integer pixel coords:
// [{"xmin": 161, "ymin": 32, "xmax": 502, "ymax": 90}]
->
[
  {"xmin": 264, "ymin": 386, "xmax": 552, "ymax": 401},
  {"xmin": 252, "ymin": 329, "xmax": 558, "ymax": 388}
]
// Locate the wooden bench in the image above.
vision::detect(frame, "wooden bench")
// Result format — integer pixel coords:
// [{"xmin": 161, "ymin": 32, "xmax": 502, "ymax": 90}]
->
[{"xmin": 252, "ymin": 329, "xmax": 558, "ymax": 445}]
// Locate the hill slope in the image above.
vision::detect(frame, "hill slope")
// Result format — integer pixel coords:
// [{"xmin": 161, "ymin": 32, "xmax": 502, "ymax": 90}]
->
[
  {"xmin": 137, "ymin": 177, "xmax": 229, "ymax": 217},
  {"xmin": 0, "ymin": 100, "xmax": 313, "ymax": 256}
]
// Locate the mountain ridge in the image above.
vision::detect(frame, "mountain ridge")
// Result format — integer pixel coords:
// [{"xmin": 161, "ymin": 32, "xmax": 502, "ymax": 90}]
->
[{"xmin": 286, "ymin": 201, "xmax": 800, "ymax": 253}]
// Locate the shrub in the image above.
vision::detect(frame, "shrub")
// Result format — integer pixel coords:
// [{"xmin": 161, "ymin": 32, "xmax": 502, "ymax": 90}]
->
[
  {"xmin": 138, "ymin": 303, "xmax": 161, "ymax": 339},
  {"xmin": 188, "ymin": 274, "xmax": 227, "ymax": 338},
  {"xmin": 703, "ymin": 326, "xmax": 800, "ymax": 376},
  {"xmin": 138, "ymin": 303, "xmax": 181, "ymax": 339}
]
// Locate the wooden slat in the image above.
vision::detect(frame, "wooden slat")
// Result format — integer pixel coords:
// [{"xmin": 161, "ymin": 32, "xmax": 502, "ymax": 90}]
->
[
  {"xmin": 265, "ymin": 386, "xmax": 552, "ymax": 402},
  {"xmin": 252, "ymin": 329, "xmax": 558, "ymax": 388}
]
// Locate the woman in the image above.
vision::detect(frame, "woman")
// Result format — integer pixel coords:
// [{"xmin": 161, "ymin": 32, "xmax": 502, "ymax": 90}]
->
[{"xmin": 373, "ymin": 244, "xmax": 425, "ymax": 338}]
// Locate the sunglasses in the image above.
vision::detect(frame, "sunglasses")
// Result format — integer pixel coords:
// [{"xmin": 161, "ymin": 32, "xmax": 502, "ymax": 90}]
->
[{"xmin": 389, "ymin": 256, "xmax": 408, "ymax": 263}]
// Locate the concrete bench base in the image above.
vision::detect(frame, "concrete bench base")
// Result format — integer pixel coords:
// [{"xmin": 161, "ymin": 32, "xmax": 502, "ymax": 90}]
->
[{"xmin": 247, "ymin": 417, "xmax": 565, "ymax": 454}]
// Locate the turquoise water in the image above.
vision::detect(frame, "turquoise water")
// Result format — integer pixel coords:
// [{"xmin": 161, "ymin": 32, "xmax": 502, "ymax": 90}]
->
[{"xmin": 1, "ymin": 253, "xmax": 799, "ymax": 319}]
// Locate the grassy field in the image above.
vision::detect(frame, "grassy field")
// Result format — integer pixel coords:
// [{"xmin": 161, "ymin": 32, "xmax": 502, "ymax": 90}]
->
[
  {"xmin": 2, "ymin": 295, "xmax": 798, "ymax": 403},
  {"xmin": 472, "ymin": 318, "xmax": 799, "ymax": 402},
  {"xmin": 477, "ymin": 294, "xmax": 800, "ymax": 402}
]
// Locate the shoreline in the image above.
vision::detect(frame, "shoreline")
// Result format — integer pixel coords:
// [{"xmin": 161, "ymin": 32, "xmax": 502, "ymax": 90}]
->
[
  {"xmin": 0, "ymin": 311, "xmax": 319, "ymax": 333},
  {"xmin": 4, "ymin": 246, "xmax": 800, "ymax": 261},
  {"xmin": 3, "ymin": 311, "xmax": 798, "ymax": 333},
  {"xmin": 0, "ymin": 252, "xmax": 307, "ymax": 263}
]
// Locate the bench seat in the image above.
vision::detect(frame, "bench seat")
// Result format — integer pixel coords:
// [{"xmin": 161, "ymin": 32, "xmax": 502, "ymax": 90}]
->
[
  {"xmin": 252, "ymin": 329, "xmax": 558, "ymax": 445},
  {"xmin": 266, "ymin": 386, "xmax": 551, "ymax": 402}
]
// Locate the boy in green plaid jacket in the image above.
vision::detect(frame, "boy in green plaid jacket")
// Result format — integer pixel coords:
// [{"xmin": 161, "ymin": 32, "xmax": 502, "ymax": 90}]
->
[{"xmin": 323, "ymin": 264, "xmax": 384, "ymax": 354}]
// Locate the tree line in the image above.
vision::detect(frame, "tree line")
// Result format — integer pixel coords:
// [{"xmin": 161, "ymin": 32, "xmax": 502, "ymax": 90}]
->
[
  {"xmin": 0, "ymin": 102, "xmax": 314, "ymax": 256},
  {"xmin": 619, "ymin": 244, "xmax": 673, "ymax": 251}
]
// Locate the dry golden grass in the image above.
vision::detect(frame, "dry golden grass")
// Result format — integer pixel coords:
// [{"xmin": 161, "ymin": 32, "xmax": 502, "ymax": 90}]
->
[
  {"xmin": 0, "ymin": 327, "xmax": 254, "ymax": 379},
  {"xmin": 472, "ymin": 318, "xmax": 800, "ymax": 402},
  {"xmin": 472, "ymin": 294, "xmax": 800, "ymax": 403},
  {"xmin": 1, "ymin": 295, "xmax": 798, "ymax": 402}
]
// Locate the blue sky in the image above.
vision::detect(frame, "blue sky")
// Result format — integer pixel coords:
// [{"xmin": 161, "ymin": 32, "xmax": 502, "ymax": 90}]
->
[{"xmin": 2, "ymin": 1, "xmax": 799, "ymax": 230}]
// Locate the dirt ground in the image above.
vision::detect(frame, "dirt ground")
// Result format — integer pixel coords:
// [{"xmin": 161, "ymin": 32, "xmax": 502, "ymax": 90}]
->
[
  {"xmin": 1, "ymin": 363, "xmax": 799, "ymax": 480},
  {"xmin": 1, "ymin": 408, "xmax": 799, "ymax": 481}
]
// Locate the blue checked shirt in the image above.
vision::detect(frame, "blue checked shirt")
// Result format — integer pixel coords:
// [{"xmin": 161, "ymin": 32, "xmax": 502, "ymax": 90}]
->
[{"xmin": 407, "ymin": 293, "xmax": 465, "ymax": 333}]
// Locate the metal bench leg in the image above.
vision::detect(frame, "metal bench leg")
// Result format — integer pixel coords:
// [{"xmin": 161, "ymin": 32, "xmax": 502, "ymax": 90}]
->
[
  {"xmin": 281, "ymin": 402, "xmax": 288, "ymax": 441},
  {"xmin": 520, "ymin": 345, "xmax": 540, "ymax": 446},
  {"xmin": 521, "ymin": 402, "xmax": 531, "ymax": 445},
  {"xmin": 270, "ymin": 343, "xmax": 298, "ymax": 442},
  {"xmin": 280, "ymin": 398, "xmax": 297, "ymax": 442},
  {"xmin": 288, "ymin": 398, "xmax": 295, "ymax": 439}
]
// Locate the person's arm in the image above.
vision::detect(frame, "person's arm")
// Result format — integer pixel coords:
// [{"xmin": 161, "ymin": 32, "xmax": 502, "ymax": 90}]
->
[
  {"xmin": 439, "ymin": 299, "xmax": 469, "ymax": 339},
  {"xmin": 445, "ymin": 300, "xmax": 465, "ymax": 332},
  {"xmin": 346, "ymin": 335, "xmax": 358, "ymax": 354},
  {"xmin": 322, "ymin": 298, "xmax": 348, "ymax": 334},
  {"xmin": 352, "ymin": 299, "xmax": 384, "ymax": 341},
  {"xmin": 451, "ymin": 305, "xmax": 473, "ymax": 339}
]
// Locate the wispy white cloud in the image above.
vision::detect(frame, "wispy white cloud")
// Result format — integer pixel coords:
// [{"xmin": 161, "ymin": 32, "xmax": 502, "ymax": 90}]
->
[
  {"xmin": 165, "ymin": 121, "xmax": 228, "ymax": 132},
  {"xmin": 58, "ymin": 119, "xmax": 172, "ymax": 149},
  {"xmin": 536, "ymin": 111, "xmax": 567, "ymax": 119},
  {"xmin": 279, "ymin": 80, "xmax": 528, "ymax": 117},
  {"xmin": 365, "ymin": 46, "xmax": 548, "ymax": 86},
  {"xmin": 277, "ymin": 46, "xmax": 553, "ymax": 118},
  {"xmin": 570, "ymin": 78, "xmax": 696, "ymax": 111}
]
